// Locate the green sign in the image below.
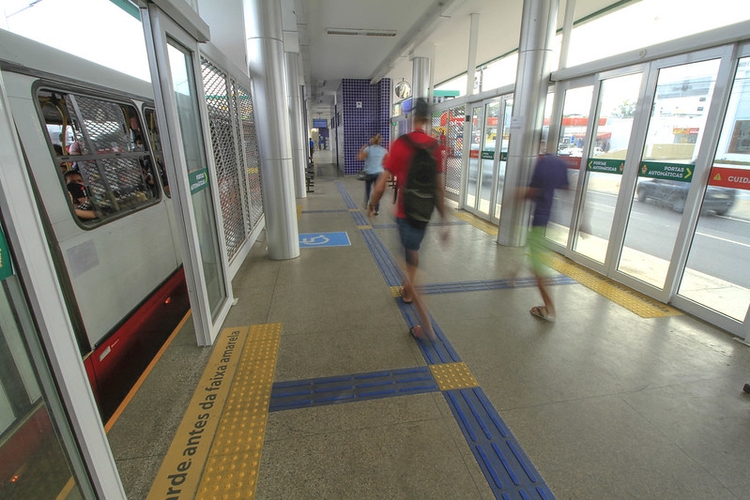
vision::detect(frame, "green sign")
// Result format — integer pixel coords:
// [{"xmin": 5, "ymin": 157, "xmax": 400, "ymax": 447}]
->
[
  {"xmin": 639, "ymin": 161, "xmax": 693, "ymax": 182},
  {"xmin": 587, "ymin": 158, "xmax": 625, "ymax": 174},
  {"xmin": 188, "ymin": 168, "xmax": 210, "ymax": 194},
  {"xmin": 0, "ymin": 226, "xmax": 13, "ymax": 281},
  {"xmin": 499, "ymin": 151, "xmax": 508, "ymax": 161},
  {"xmin": 481, "ymin": 150, "xmax": 494, "ymax": 160}
]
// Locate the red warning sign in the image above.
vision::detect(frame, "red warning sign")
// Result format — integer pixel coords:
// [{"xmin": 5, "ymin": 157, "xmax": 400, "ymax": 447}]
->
[{"xmin": 708, "ymin": 167, "xmax": 750, "ymax": 190}]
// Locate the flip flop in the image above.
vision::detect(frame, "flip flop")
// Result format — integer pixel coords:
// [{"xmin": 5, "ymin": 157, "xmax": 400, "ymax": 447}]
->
[
  {"xmin": 530, "ymin": 305, "xmax": 555, "ymax": 322},
  {"xmin": 410, "ymin": 325, "xmax": 437, "ymax": 343},
  {"xmin": 409, "ymin": 325, "xmax": 422, "ymax": 339},
  {"xmin": 401, "ymin": 287, "xmax": 413, "ymax": 304}
]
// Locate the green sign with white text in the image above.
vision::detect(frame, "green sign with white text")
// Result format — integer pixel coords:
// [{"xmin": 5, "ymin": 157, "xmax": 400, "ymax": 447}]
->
[
  {"xmin": 587, "ymin": 158, "xmax": 624, "ymax": 174},
  {"xmin": 639, "ymin": 161, "xmax": 693, "ymax": 182},
  {"xmin": 188, "ymin": 168, "xmax": 210, "ymax": 194},
  {"xmin": 0, "ymin": 226, "xmax": 13, "ymax": 281}
]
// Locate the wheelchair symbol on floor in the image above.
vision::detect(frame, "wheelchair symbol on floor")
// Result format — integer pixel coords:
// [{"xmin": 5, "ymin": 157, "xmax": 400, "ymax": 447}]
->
[
  {"xmin": 299, "ymin": 232, "xmax": 351, "ymax": 248},
  {"xmin": 301, "ymin": 234, "xmax": 329, "ymax": 245}
]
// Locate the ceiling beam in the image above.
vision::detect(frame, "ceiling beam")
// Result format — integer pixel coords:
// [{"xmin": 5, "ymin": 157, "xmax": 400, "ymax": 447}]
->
[{"xmin": 369, "ymin": 0, "xmax": 465, "ymax": 84}]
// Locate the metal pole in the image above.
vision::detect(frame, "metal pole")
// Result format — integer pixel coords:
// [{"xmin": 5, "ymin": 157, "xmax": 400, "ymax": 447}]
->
[{"xmin": 244, "ymin": 0, "xmax": 300, "ymax": 259}]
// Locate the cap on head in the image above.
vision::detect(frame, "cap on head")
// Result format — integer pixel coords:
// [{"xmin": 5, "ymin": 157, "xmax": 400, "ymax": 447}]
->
[{"xmin": 414, "ymin": 97, "xmax": 430, "ymax": 119}]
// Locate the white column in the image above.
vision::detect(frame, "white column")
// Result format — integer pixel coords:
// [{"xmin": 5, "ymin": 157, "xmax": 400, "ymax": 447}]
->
[
  {"xmin": 286, "ymin": 51, "xmax": 307, "ymax": 199},
  {"xmin": 497, "ymin": 0, "xmax": 560, "ymax": 247},
  {"xmin": 244, "ymin": 0, "xmax": 300, "ymax": 259},
  {"xmin": 466, "ymin": 13, "xmax": 480, "ymax": 96}
]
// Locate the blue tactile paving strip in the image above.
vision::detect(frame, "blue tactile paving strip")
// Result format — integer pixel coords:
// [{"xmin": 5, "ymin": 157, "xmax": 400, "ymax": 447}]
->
[
  {"xmin": 371, "ymin": 220, "xmax": 469, "ymax": 229},
  {"xmin": 301, "ymin": 209, "xmax": 351, "ymax": 214},
  {"xmin": 361, "ymin": 226, "xmax": 404, "ymax": 287},
  {"xmin": 269, "ymin": 367, "xmax": 439, "ymax": 411},
  {"xmin": 446, "ymin": 387, "xmax": 555, "ymax": 500},
  {"xmin": 328, "ymin": 182, "xmax": 556, "ymax": 499},
  {"xmin": 337, "ymin": 181, "xmax": 360, "ymax": 209},
  {"xmin": 419, "ymin": 276, "xmax": 576, "ymax": 295}
]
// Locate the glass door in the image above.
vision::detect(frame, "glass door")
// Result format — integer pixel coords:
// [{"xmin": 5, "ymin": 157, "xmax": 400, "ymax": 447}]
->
[
  {"xmin": 548, "ymin": 85, "xmax": 595, "ymax": 248},
  {"xmin": 143, "ymin": 6, "xmax": 232, "ymax": 345},
  {"xmin": 573, "ymin": 72, "xmax": 644, "ymax": 264},
  {"xmin": 676, "ymin": 55, "xmax": 750, "ymax": 330},
  {"xmin": 492, "ymin": 97, "xmax": 513, "ymax": 222},
  {"xmin": 618, "ymin": 58, "xmax": 722, "ymax": 289},
  {"xmin": 465, "ymin": 104, "xmax": 484, "ymax": 211},
  {"xmin": 464, "ymin": 99, "xmax": 507, "ymax": 219},
  {"xmin": 0, "ymin": 226, "xmax": 87, "ymax": 499}
]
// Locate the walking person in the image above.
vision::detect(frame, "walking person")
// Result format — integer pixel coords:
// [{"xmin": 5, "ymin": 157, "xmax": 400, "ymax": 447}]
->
[
  {"xmin": 518, "ymin": 153, "xmax": 569, "ymax": 322},
  {"xmin": 358, "ymin": 133, "xmax": 387, "ymax": 215},
  {"xmin": 367, "ymin": 98, "xmax": 448, "ymax": 342}
]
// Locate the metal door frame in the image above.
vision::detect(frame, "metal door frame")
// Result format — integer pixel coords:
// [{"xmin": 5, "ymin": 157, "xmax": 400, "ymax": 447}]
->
[
  {"xmin": 0, "ymin": 69, "xmax": 121, "ymax": 499},
  {"xmin": 462, "ymin": 96, "xmax": 505, "ymax": 219},
  {"xmin": 142, "ymin": 4, "xmax": 234, "ymax": 346},
  {"xmin": 555, "ymin": 44, "xmax": 749, "ymax": 338}
]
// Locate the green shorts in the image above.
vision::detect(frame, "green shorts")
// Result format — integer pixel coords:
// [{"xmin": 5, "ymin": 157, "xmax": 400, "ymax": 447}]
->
[{"xmin": 527, "ymin": 226, "xmax": 551, "ymax": 276}]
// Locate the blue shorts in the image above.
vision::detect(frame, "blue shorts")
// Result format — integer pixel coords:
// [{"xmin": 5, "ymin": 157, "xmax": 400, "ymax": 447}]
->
[{"xmin": 397, "ymin": 217, "xmax": 426, "ymax": 252}]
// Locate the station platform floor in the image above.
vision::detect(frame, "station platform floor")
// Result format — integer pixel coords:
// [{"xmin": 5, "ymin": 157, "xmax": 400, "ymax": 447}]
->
[{"xmin": 107, "ymin": 155, "xmax": 750, "ymax": 499}]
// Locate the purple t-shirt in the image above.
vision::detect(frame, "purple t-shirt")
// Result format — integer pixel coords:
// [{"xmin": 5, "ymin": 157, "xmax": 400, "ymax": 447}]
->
[{"xmin": 529, "ymin": 154, "xmax": 568, "ymax": 227}]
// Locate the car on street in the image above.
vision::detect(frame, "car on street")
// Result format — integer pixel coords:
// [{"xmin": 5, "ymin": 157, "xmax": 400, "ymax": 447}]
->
[{"xmin": 636, "ymin": 179, "xmax": 736, "ymax": 215}]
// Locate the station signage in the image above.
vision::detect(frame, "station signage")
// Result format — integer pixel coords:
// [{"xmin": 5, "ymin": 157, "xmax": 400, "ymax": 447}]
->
[
  {"xmin": 0, "ymin": 226, "xmax": 12, "ymax": 281},
  {"xmin": 188, "ymin": 168, "xmax": 210, "ymax": 194},
  {"xmin": 708, "ymin": 167, "xmax": 750, "ymax": 190},
  {"xmin": 587, "ymin": 158, "xmax": 624, "ymax": 174},
  {"xmin": 638, "ymin": 161, "xmax": 693, "ymax": 182}
]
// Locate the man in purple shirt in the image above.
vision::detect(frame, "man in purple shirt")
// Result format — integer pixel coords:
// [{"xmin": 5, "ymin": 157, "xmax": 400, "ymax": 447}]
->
[{"xmin": 520, "ymin": 154, "xmax": 568, "ymax": 322}]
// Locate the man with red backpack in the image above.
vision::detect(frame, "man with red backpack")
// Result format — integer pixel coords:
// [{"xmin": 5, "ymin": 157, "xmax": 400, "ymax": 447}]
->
[{"xmin": 367, "ymin": 97, "xmax": 448, "ymax": 342}]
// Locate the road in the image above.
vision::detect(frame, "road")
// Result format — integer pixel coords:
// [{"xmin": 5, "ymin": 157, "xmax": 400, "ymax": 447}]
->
[{"xmin": 552, "ymin": 189, "xmax": 750, "ymax": 285}]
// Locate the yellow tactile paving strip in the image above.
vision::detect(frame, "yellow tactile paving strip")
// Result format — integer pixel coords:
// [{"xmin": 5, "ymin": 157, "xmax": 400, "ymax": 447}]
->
[
  {"xmin": 147, "ymin": 327, "xmax": 250, "ymax": 500},
  {"xmin": 452, "ymin": 210, "xmax": 499, "ymax": 235},
  {"xmin": 452, "ymin": 210, "xmax": 680, "ymax": 318},
  {"xmin": 546, "ymin": 253, "xmax": 681, "ymax": 318},
  {"xmin": 389, "ymin": 285, "xmax": 402, "ymax": 298},
  {"xmin": 197, "ymin": 323, "xmax": 281, "ymax": 500},
  {"xmin": 146, "ymin": 324, "xmax": 281, "ymax": 500},
  {"xmin": 430, "ymin": 362, "xmax": 479, "ymax": 391}
]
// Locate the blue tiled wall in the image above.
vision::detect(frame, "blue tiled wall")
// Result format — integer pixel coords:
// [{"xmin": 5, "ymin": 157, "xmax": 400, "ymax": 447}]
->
[{"xmin": 336, "ymin": 78, "xmax": 391, "ymax": 175}]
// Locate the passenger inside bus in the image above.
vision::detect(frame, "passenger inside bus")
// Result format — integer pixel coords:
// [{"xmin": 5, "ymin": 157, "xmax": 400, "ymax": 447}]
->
[{"xmin": 64, "ymin": 169, "xmax": 97, "ymax": 220}]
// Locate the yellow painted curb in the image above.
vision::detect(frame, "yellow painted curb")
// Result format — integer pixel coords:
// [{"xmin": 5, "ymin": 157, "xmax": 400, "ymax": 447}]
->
[{"xmin": 147, "ymin": 327, "xmax": 250, "ymax": 500}]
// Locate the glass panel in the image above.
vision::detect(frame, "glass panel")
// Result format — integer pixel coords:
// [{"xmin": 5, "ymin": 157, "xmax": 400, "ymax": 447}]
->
[
  {"xmin": 0, "ymin": 232, "xmax": 84, "ymax": 498},
  {"xmin": 435, "ymin": 74, "xmax": 468, "ymax": 97},
  {"xmin": 540, "ymin": 92, "xmax": 554, "ymax": 155},
  {"xmin": 493, "ymin": 99, "xmax": 513, "ymax": 219},
  {"xmin": 550, "ymin": 86, "xmax": 594, "ymax": 247},
  {"xmin": 167, "ymin": 40, "xmax": 226, "ymax": 318},
  {"xmin": 37, "ymin": 90, "xmax": 159, "ymax": 225},
  {"xmin": 567, "ymin": 0, "xmax": 750, "ymax": 68},
  {"xmin": 480, "ymin": 55, "xmax": 518, "ymax": 93},
  {"xmin": 441, "ymin": 105, "xmax": 465, "ymax": 197},
  {"xmin": 477, "ymin": 101, "xmax": 500, "ymax": 215},
  {"xmin": 679, "ymin": 57, "xmax": 750, "ymax": 320},
  {"xmin": 466, "ymin": 105, "xmax": 483, "ymax": 209},
  {"xmin": 144, "ymin": 108, "xmax": 171, "ymax": 197},
  {"xmin": 574, "ymin": 73, "xmax": 643, "ymax": 263},
  {"xmin": 621, "ymin": 59, "xmax": 721, "ymax": 288}
]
